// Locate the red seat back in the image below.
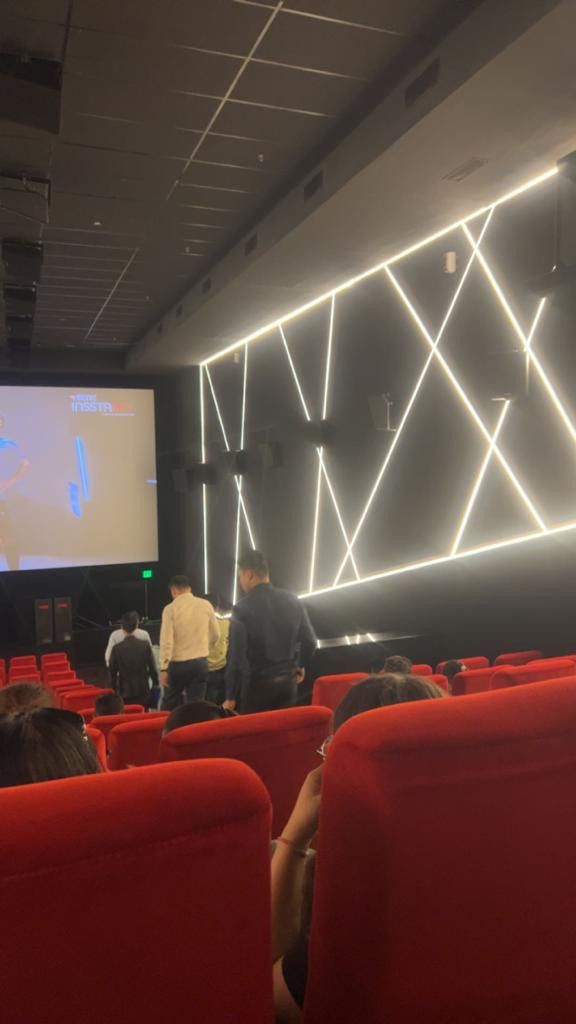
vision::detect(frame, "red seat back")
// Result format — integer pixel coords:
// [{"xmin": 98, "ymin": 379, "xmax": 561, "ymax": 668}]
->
[
  {"xmin": 91, "ymin": 712, "xmax": 167, "ymax": 747},
  {"xmin": 40, "ymin": 652, "xmax": 69, "ymax": 666},
  {"xmin": 109, "ymin": 717, "xmax": 168, "ymax": 770},
  {"xmin": 494, "ymin": 649, "xmax": 543, "ymax": 666},
  {"xmin": 411, "ymin": 664, "xmax": 432, "ymax": 675},
  {"xmin": 161, "ymin": 706, "xmax": 331, "ymax": 834},
  {"xmin": 86, "ymin": 726, "xmax": 107, "ymax": 770},
  {"xmin": 46, "ymin": 669, "xmax": 76, "ymax": 684},
  {"xmin": 305, "ymin": 678, "xmax": 576, "ymax": 1023},
  {"xmin": 311, "ymin": 673, "xmax": 368, "ymax": 711},
  {"xmin": 452, "ymin": 666, "xmax": 495, "ymax": 696},
  {"xmin": 8, "ymin": 669, "xmax": 41, "ymax": 683},
  {"xmin": 0, "ymin": 761, "xmax": 273, "ymax": 1024},
  {"xmin": 10, "ymin": 656, "xmax": 37, "ymax": 670},
  {"xmin": 436, "ymin": 656, "xmax": 489, "ymax": 673},
  {"xmin": 81, "ymin": 704, "xmax": 146, "ymax": 726},
  {"xmin": 62, "ymin": 688, "xmax": 113, "ymax": 713},
  {"xmin": 427, "ymin": 673, "xmax": 449, "ymax": 692},
  {"xmin": 491, "ymin": 661, "xmax": 576, "ymax": 690}
]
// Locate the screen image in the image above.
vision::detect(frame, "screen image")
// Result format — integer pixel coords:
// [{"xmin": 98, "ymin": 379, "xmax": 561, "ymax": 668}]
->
[{"xmin": 0, "ymin": 387, "xmax": 158, "ymax": 572}]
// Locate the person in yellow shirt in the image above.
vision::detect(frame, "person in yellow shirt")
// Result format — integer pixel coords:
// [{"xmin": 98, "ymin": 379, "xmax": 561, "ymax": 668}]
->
[{"xmin": 205, "ymin": 594, "xmax": 230, "ymax": 706}]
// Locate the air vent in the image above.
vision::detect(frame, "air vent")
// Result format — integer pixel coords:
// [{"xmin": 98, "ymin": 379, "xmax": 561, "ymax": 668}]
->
[
  {"xmin": 175, "ymin": 303, "xmax": 183, "ymax": 318},
  {"xmin": 303, "ymin": 169, "xmax": 324, "ymax": 202},
  {"xmin": 442, "ymin": 157, "xmax": 487, "ymax": 183},
  {"xmin": 201, "ymin": 277, "xmax": 212, "ymax": 295},
  {"xmin": 404, "ymin": 57, "xmax": 440, "ymax": 108},
  {"xmin": 244, "ymin": 232, "xmax": 258, "ymax": 256}
]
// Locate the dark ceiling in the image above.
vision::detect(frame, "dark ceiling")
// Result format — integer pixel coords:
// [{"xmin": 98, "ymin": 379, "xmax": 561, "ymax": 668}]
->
[{"xmin": 0, "ymin": 0, "xmax": 477, "ymax": 356}]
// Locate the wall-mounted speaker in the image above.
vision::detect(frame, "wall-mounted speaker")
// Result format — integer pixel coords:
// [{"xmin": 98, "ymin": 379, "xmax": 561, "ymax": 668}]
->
[
  {"xmin": 34, "ymin": 598, "xmax": 53, "ymax": 646},
  {"xmin": 54, "ymin": 597, "xmax": 73, "ymax": 643},
  {"xmin": 221, "ymin": 450, "xmax": 250, "ymax": 476}
]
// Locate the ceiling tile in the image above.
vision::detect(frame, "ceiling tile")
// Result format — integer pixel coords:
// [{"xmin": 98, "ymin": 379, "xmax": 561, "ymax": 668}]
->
[
  {"xmin": 233, "ymin": 61, "xmax": 363, "ymax": 117},
  {"xmin": 256, "ymin": 10, "xmax": 404, "ymax": 77},
  {"xmin": 72, "ymin": 0, "xmax": 269, "ymax": 53},
  {"xmin": 283, "ymin": 0, "xmax": 456, "ymax": 35}
]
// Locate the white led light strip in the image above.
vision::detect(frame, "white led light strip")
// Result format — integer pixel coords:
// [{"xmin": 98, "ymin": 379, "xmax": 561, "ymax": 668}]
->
[
  {"xmin": 198, "ymin": 164, "xmax": 576, "ymax": 602},
  {"xmin": 204, "ymin": 365, "xmax": 256, "ymax": 548},
  {"xmin": 232, "ymin": 344, "xmax": 250, "ymax": 604}
]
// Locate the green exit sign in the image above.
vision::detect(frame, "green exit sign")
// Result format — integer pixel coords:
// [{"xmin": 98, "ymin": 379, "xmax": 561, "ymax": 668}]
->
[{"xmin": 141, "ymin": 569, "xmax": 154, "ymax": 580}]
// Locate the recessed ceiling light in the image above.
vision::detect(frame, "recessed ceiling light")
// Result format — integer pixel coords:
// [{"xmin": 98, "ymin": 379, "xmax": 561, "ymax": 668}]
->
[{"xmin": 93, "ymin": 220, "xmax": 103, "ymax": 227}]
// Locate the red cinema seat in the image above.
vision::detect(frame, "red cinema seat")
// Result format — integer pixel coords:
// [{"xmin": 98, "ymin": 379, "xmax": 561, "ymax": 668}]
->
[
  {"xmin": 0, "ymin": 760, "xmax": 273, "ymax": 1024},
  {"xmin": 451, "ymin": 666, "xmax": 495, "ymax": 696},
  {"xmin": 491, "ymin": 661, "xmax": 576, "ymax": 690},
  {"xmin": 8, "ymin": 669, "xmax": 41, "ymax": 683},
  {"xmin": 109, "ymin": 716, "xmax": 168, "ymax": 770},
  {"xmin": 305, "ymin": 678, "xmax": 576, "ymax": 1024},
  {"xmin": 436, "ymin": 656, "xmax": 489, "ymax": 673},
  {"xmin": 86, "ymin": 726, "xmax": 107, "ymax": 770},
  {"xmin": 91, "ymin": 712, "xmax": 167, "ymax": 748},
  {"xmin": 312, "ymin": 673, "xmax": 368, "ymax": 711},
  {"xmin": 494, "ymin": 649, "xmax": 543, "ymax": 667},
  {"xmin": 61, "ymin": 688, "xmax": 113, "ymax": 713},
  {"xmin": 41, "ymin": 652, "xmax": 69, "ymax": 667},
  {"xmin": 81, "ymin": 704, "xmax": 146, "ymax": 726},
  {"xmin": 9, "ymin": 656, "xmax": 37, "ymax": 670},
  {"xmin": 411, "ymin": 664, "xmax": 432, "ymax": 675},
  {"xmin": 428, "ymin": 673, "xmax": 449, "ymax": 692},
  {"xmin": 161, "ymin": 706, "xmax": 331, "ymax": 835},
  {"xmin": 45, "ymin": 669, "xmax": 76, "ymax": 684}
]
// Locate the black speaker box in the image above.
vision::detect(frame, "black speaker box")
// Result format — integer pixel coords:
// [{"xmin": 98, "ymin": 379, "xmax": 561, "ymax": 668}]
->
[
  {"xmin": 34, "ymin": 598, "xmax": 53, "ymax": 646},
  {"xmin": 54, "ymin": 597, "xmax": 73, "ymax": 643}
]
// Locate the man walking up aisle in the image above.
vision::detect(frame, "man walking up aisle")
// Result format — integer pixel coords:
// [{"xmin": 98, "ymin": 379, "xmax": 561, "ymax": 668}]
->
[{"xmin": 159, "ymin": 575, "xmax": 220, "ymax": 710}]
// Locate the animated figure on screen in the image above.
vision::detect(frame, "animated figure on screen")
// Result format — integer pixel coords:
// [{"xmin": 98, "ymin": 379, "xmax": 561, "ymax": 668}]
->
[{"xmin": 0, "ymin": 415, "xmax": 30, "ymax": 570}]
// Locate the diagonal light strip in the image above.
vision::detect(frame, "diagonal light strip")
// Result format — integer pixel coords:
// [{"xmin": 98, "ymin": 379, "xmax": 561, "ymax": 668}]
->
[
  {"xmin": 201, "ymin": 168, "xmax": 557, "ymax": 367},
  {"xmin": 204, "ymin": 366, "xmax": 256, "ymax": 548},
  {"xmin": 199, "ymin": 366, "xmax": 208, "ymax": 592},
  {"xmin": 233, "ymin": 345, "xmax": 250, "ymax": 604},
  {"xmin": 450, "ymin": 297, "xmax": 547, "ymax": 555},
  {"xmin": 461, "ymin": 224, "xmax": 576, "ymax": 451},
  {"xmin": 302, "ymin": 518, "xmax": 576, "ymax": 601},
  {"xmin": 279, "ymin": 322, "xmax": 360, "ymax": 580},
  {"xmin": 451, "ymin": 400, "xmax": 510, "ymax": 555},
  {"xmin": 309, "ymin": 295, "xmax": 336, "ymax": 592},
  {"xmin": 332, "ymin": 208, "xmax": 495, "ymax": 586},
  {"xmin": 384, "ymin": 267, "xmax": 547, "ymax": 530}
]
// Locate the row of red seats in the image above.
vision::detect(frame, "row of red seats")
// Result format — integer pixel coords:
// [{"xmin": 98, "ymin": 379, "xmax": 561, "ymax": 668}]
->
[
  {"xmin": 312, "ymin": 655, "xmax": 576, "ymax": 709},
  {"xmin": 2, "ymin": 677, "xmax": 576, "ymax": 1021},
  {"xmin": 0, "ymin": 652, "xmax": 71, "ymax": 686}
]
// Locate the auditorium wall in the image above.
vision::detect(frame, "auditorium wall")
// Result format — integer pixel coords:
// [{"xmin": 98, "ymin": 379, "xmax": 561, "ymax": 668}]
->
[{"xmin": 196, "ymin": 167, "xmax": 576, "ymax": 658}]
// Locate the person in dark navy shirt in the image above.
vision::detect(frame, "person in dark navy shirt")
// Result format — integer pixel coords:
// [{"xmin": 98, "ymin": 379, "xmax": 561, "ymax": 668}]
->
[{"xmin": 223, "ymin": 551, "xmax": 317, "ymax": 714}]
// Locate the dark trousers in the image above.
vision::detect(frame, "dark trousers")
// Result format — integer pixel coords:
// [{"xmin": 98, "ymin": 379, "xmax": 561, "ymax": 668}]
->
[
  {"xmin": 206, "ymin": 667, "xmax": 227, "ymax": 706},
  {"xmin": 241, "ymin": 673, "xmax": 298, "ymax": 714},
  {"xmin": 163, "ymin": 658, "xmax": 209, "ymax": 711}
]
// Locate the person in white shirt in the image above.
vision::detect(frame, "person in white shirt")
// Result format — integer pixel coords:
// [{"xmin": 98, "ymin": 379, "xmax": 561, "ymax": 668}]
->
[
  {"xmin": 105, "ymin": 612, "xmax": 152, "ymax": 668},
  {"xmin": 159, "ymin": 575, "xmax": 220, "ymax": 710}
]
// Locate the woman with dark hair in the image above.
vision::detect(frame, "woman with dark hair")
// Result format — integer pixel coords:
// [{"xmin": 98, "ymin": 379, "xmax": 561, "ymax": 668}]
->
[
  {"xmin": 0, "ymin": 681, "xmax": 55, "ymax": 717},
  {"xmin": 0, "ymin": 708, "xmax": 101, "ymax": 788},
  {"xmin": 272, "ymin": 675, "xmax": 446, "ymax": 1021}
]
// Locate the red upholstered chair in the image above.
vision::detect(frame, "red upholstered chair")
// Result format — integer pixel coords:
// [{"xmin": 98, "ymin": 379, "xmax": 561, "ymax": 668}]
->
[
  {"xmin": 161, "ymin": 706, "xmax": 331, "ymax": 835},
  {"xmin": 91, "ymin": 711, "xmax": 167, "ymax": 749},
  {"xmin": 305, "ymin": 678, "xmax": 576, "ymax": 1024},
  {"xmin": 451, "ymin": 666, "xmax": 495, "ymax": 696},
  {"xmin": 436, "ymin": 656, "xmax": 489, "ymax": 673},
  {"xmin": 494, "ymin": 649, "xmax": 543, "ymax": 666},
  {"xmin": 52, "ymin": 683, "xmax": 87, "ymax": 706},
  {"xmin": 109, "ymin": 716, "xmax": 168, "ymax": 769},
  {"xmin": 312, "ymin": 673, "xmax": 368, "ymax": 711},
  {"xmin": 427, "ymin": 673, "xmax": 449, "ymax": 692},
  {"xmin": 411, "ymin": 664, "xmax": 432, "ymax": 675},
  {"xmin": 0, "ymin": 760, "xmax": 273, "ymax": 1024},
  {"xmin": 10, "ymin": 655, "xmax": 37, "ymax": 670},
  {"xmin": 86, "ymin": 726, "xmax": 107, "ymax": 770},
  {"xmin": 491, "ymin": 661, "xmax": 576, "ymax": 690},
  {"xmin": 46, "ymin": 669, "xmax": 76, "ymax": 684},
  {"xmin": 62, "ymin": 688, "xmax": 113, "ymax": 713},
  {"xmin": 41, "ymin": 652, "xmax": 69, "ymax": 667},
  {"xmin": 8, "ymin": 669, "xmax": 41, "ymax": 683}
]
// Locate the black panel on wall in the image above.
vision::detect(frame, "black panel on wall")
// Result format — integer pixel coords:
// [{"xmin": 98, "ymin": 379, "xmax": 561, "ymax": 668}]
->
[{"xmin": 197, "ymin": 171, "xmax": 576, "ymax": 656}]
